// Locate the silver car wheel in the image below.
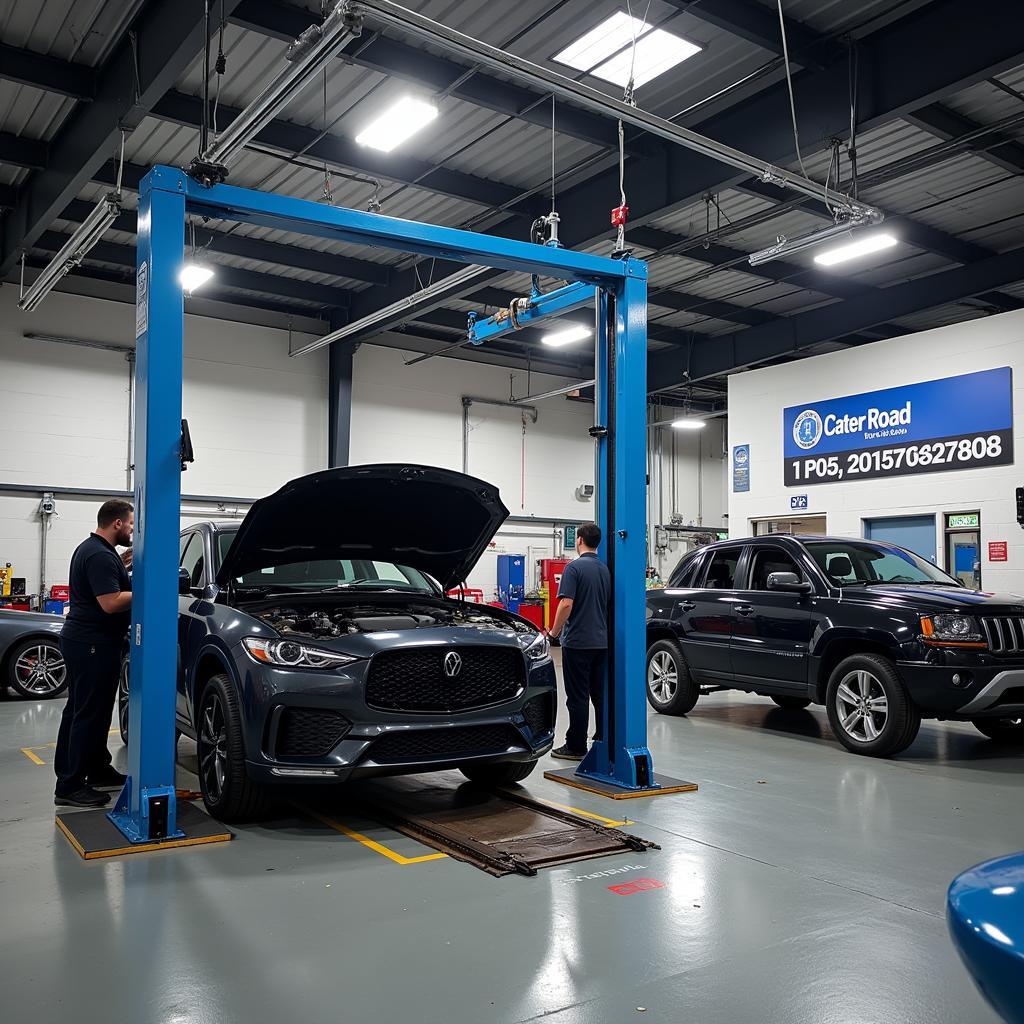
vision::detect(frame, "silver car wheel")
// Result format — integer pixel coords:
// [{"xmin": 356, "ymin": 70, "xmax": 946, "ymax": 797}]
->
[
  {"xmin": 648, "ymin": 650, "xmax": 678, "ymax": 703},
  {"xmin": 835, "ymin": 669, "xmax": 889, "ymax": 742},
  {"xmin": 14, "ymin": 643, "xmax": 67, "ymax": 696}
]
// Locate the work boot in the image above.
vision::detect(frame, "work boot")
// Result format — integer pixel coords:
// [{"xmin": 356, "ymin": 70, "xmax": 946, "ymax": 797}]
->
[
  {"xmin": 87, "ymin": 767, "xmax": 128, "ymax": 789},
  {"xmin": 54, "ymin": 785, "xmax": 111, "ymax": 808},
  {"xmin": 551, "ymin": 745, "xmax": 586, "ymax": 761}
]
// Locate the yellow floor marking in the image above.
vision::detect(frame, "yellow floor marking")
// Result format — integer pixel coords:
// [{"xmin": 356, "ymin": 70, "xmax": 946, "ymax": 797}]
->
[
  {"xmin": 301, "ymin": 806, "xmax": 447, "ymax": 866},
  {"xmin": 535, "ymin": 796, "xmax": 630, "ymax": 828},
  {"xmin": 20, "ymin": 747, "xmax": 45, "ymax": 766}
]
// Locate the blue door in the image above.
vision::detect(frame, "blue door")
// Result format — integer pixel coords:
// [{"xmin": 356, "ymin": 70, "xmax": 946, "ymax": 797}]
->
[{"xmin": 864, "ymin": 515, "xmax": 938, "ymax": 564}]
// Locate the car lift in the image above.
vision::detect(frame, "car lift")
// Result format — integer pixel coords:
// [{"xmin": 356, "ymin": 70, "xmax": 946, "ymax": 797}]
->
[{"xmin": 76, "ymin": 162, "xmax": 693, "ymax": 850}]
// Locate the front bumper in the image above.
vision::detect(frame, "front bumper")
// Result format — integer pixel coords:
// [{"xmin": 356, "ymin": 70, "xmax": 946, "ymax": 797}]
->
[
  {"xmin": 897, "ymin": 645, "xmax": 1024, "ymax": 718},
  {"xmin": 235, "ymin": 654, "xmax": 558, "ymax": 784}
]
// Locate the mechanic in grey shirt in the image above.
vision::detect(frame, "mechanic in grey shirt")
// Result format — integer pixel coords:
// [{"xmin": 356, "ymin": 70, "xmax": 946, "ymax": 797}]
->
[{"xmin": 548, "ymin": 522, "xmax": 610, "ymax": 759}]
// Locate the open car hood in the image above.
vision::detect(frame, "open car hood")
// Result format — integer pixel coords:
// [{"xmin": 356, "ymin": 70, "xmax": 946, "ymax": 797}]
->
[{"xmin": 216, "ymin": 464, "xmax": 509, "ymax": 591}]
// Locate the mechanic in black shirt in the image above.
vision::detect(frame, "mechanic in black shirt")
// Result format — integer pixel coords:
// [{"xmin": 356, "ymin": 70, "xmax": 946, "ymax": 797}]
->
[
  {"xmin": 54, "ymin": 500, "xmax": 134, "ymax": 807},
  {"xmin": 548, "ymin": 522, "xmax": 610, "ymax": 760}
]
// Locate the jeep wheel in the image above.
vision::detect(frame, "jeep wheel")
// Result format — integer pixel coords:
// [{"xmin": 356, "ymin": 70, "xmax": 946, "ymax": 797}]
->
[
  {"xmin": 972, "ymin": 717, "xmax": 1024, "ymax": 746},
  {"xmin": 826, "ymin": 655, "xmax": 920, "ymax": 757},
  {"xmin": 646, "ymin": 639, "xmax": 700, "ymax": 715},
  {"xmin": 771, "ymin": 695, "xmax": 811, "ymax": 710},
  {"xmin": 118, "ymin": 655, "xmax": 130, "ymax": 744},
  {"xmin": 461, "ymin": 759, "xmax": 539, "ymax": 787},
  {"xmin": 196, "ymin": 674, "xmax": 271, "ymax": 822}
]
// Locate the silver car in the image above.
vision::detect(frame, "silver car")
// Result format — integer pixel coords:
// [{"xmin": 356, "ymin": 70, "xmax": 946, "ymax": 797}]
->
[{"xmin": 0, "ymin": 609, "xmax": 66, "ymax": 699}]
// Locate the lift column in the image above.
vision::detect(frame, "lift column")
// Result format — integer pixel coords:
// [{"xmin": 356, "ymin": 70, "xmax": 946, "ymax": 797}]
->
[{"xmin": 108, "ymin": 168, "xmax": 187, "ymax": 843}]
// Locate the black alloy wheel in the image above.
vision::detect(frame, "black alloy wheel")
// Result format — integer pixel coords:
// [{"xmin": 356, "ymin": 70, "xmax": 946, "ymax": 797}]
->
[
  {"xmin": 8, "ymin": 638, "xmax": 67, "ymax": 699},
  {"xmin": 195, "ymin": 673, "xmax": 271, "ymax": 821},
  {"xmin": 118, "ymin": 655, "xmax": 130, "ymax": 744}
]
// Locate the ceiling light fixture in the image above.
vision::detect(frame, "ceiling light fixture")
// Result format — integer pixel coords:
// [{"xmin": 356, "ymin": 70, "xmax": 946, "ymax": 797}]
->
[
  {"xmin": 553, "ymin": 12, "xmax": 701, "ymax": 89},
  {"xmin": 541, "ymin": 325, "xmax": 592, "ymax": 348},
  {"xmin": 17, "ymin": 193, "xmax": 121, "ymax": 312},
  {"xmin": 671, "ymin": 418, "xmax": 706, "ymax": 430},
  {"xmin": 180, "ymin": 262, "xmax": 215, "ymax": 294},
  {"xmin": 814, "ymin": 232, "xmax": 898, "ymax": 267},
  {"xmin": 355, "ymin": 96, "xmax": 439, "ymax": 152}
]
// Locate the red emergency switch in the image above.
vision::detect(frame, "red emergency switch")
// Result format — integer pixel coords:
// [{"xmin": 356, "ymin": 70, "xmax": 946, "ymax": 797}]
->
[{"xmin": 611, "ymin": 203, "xmax": 629, "ymax": 227}]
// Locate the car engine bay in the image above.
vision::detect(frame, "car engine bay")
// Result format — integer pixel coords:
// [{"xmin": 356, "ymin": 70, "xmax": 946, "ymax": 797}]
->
[{"xmin": 251, "ymin": 600, "xmax": 535, "ymax": 639}]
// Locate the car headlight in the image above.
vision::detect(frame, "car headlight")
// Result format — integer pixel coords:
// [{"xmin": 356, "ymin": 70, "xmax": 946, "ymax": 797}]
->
[
  {"xmin": 526, "ymin": 632, "xmax": 550, "ymax": 661},
  {"xmin": 242, "ymin": 637, "xmax": 358, "ymax": 670},
  {"xmin": 920, "ymin": 615, "xmax": 986, "ymax": 646}
]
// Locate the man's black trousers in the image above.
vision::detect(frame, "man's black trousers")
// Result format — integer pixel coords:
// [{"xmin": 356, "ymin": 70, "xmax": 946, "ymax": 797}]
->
[
  {"xmin": 54, "ymin": 637, "xmax": 119, "ymax": 793},
  {"xmin": 561, "ymin": 647, "xmax": 607, "ymax": 753}
]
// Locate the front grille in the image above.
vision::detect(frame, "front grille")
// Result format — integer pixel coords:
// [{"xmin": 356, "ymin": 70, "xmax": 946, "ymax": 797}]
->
[
  {"xmin": 980, "ymin": 617, "xmax": 1024, "ymax": 653},
  {"xmin": 522, "ymin": 692, "xmax": 555, "ymax": 738},
  {"xmin": 366, "ymin": 646, "xmax": 524, "ymax": 712},
  {"xmin": 371, "ymin": 724, "xmax": 523, "ymax": 763},
  {"xmin": 277, "ymin": 708, "xmax": 351, "ymax": 758}
]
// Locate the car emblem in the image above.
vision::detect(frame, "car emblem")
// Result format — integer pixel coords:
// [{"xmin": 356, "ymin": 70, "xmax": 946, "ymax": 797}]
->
[{"xmin": 444, "ymin": 651, "xmax": 463, "ymax": 678}]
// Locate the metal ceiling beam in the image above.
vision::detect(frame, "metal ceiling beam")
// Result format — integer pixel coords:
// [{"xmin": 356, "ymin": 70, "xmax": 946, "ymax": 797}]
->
[
  {"xmin": 0, "ymin": 42, "xmax": 98, "ymax": 100},
  {"xmin": 905, "ymin": 104, "xmax": 1024, "ymax": 177},
  {"xmin": 340, "ymin": 0, "xmax": 1024, "ymax": 332},
  {"xmin": 648, "ymin": 246, "xmax": 1024, "ymax": 386},
  {"xmin": 0, "ymin": 0, "xmax": 249, "ymax": 274},
  {"xmin": 61, "ymin": 198, "xmax": 393, "ymax": 286},
  {"xmin": 665, "ymin": 0, "xmax": 840, "ymax": 70},
  {"xmin": 152, "ymin": 91, "xmax": 526, "ymax": 210},
  {"xmin": 34, "ymin": 230, "xmax": 352, "ymax": 309},
  {"xmin": 230, "ymin": 0, "xmax": 651, "ymax": 156},
  {"xmin": 0, "ymin": 132, "xmax": 47, "ymax": 170},
  {"xmin": 0, "ymin": 185, "xmax": 15, "ymax": 210}
]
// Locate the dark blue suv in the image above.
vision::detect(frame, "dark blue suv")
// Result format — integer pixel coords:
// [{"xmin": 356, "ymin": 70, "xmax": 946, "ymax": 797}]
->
[
  {"xmin": 646, "ymin": 535, "xmax": 1024, "ymax": 757},
  {"xmin": 119, "ymin": 465, "xmax": 556, "ymax": 820}
]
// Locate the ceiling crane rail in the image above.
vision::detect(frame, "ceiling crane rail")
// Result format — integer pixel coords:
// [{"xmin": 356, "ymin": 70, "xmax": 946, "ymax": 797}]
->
[{"xmin": 347, "ymin": 0, "xmax": 881, "ymax": 223}]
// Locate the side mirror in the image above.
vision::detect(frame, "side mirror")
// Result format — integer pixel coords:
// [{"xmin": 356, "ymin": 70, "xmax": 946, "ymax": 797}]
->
[
  {"xmin": 767, "ymin": 571, "xmax": 812, "ymax": 595},
  {"xmin": 178, "ymin": 568, "xmax": 191, "ymax": 595}
]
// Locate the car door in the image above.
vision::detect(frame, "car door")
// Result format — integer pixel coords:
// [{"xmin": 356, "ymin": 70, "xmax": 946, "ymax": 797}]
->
[
  {"xmin": 177, "ymin": 531, "xmax": 207, "ymax": 725},
  {"xmin": 671, "ymin": 545, "xmax": 745, "ymax": 684},
  {"xmin": 729, "ymin": 544, "xmax": 814, "ymax": 694}
]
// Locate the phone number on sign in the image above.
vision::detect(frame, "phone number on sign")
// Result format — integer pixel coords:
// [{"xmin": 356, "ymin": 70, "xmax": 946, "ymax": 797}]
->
[{"xmin": 791, "ymin": 434, "xmax": 1004, "ymax": 482}]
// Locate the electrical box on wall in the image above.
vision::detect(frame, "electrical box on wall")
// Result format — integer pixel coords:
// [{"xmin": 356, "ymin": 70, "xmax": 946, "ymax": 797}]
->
[{"xmin": 575, "ymin": 483, "xmax": 594, "ymax": 501}]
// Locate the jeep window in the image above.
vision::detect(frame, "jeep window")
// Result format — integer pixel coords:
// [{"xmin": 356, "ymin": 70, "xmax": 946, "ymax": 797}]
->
[
  {"xmin": 749, "ymin": 548, "xmax": 803, "ymax": 590},
  {"xmin": 701, "ymin": 548, "xmax": 741, "ymax": 589},
  {"xmin": 180, "ymin": 533, "xmax": 205, "ymax": 588},
  {"xmin": 805, "ymin": 541, "xmax": 957, "ymax": 586},
  {"xmin": 215, "ymin": 532, "xmax": 435, "ymax": 593},
  {"xmin": 669, "ymin": 551, "xmax": 704, "ymax": 588}
]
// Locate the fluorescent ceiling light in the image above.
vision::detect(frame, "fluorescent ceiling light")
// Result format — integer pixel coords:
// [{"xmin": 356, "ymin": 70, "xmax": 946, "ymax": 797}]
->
[
  {"xmin": 542, "ymin": 325, "xmax": 591, "ymax": 348},
  {"xmin": 180, "ymin": 262, "xmax": 215, "ymax": 294},
  {"xmin": 814, "ymin": 232, "xmax": 898, "ymax": 267},
  {"xmin": 553, "ymin": 12, "xmax": 701, "ymax": 89},
  {"xmin": 356, "ymin": 97, "xmax": 439, "ymax": 153},
  {"xmin": 671, "ymin": 418, "xmax": 706, "ymax": 430}
]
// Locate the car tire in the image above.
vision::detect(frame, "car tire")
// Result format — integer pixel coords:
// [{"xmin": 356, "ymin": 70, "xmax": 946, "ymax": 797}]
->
[
  {"xmin": 196, "ymin": 673, "xmax": 272, "ymax": 822},
  {"xmin": 461, "ymin": 759, "xmax": 539, "ymax": 786},
  {"xmin": 972, "ymin": 717, "xmax": 1024, "ymax": 746},
  {"xmin": 770, "ymin": 695, "xmax": 812, "ymax": 710},
  {"xmin": 118, "ymin": 658, "xmax": 181, "ymax": 749},
  {"xmin": 826, "ymin": 654, "xmax": 921, "ymax": 757},
  {"xmin": 645, "ymin": 639, "xmax": 699, "ymax": 715},
  {"xmin": 7, "ymin": 637, "xmax": 67, "ymax": 699}
]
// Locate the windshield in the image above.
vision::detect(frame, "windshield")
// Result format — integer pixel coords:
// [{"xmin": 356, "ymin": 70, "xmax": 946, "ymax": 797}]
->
[
  {"xmin": 215, "ymin": 531, "xmax": 437, "ymax": 593},
  {"xmin": 804, "ymin": 540, "xmax": 959, "ymax": 587}
]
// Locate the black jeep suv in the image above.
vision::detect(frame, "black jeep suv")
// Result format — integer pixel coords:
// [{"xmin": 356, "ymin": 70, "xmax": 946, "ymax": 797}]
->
[{"xmin": 646, "ymin": 535, "xmax": 1024, "ymax": 757}]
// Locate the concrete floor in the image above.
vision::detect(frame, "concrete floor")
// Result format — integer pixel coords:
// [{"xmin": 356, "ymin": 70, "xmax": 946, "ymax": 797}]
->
[{"xmin": 2, "ymin": 669, "xmax": 1021, "ymax": 1024}]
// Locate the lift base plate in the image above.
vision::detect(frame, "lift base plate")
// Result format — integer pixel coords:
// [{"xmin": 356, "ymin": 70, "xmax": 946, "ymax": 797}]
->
[
  {"xmin": 544, "ymin": 768, "xmax": 698, "ymax": 799},
  {"xmin": 56, "ymin": 801, "xmax": 232, "ymax": 860}
]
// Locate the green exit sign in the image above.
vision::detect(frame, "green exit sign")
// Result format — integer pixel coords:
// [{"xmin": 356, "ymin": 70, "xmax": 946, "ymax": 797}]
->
[
  {"xmin": 563, "ymin": 525, "xmax": 577, "ymax": 550},
  {"xmin": 947, "ymin": 513, "xmax": 979, "ymax": 529}
]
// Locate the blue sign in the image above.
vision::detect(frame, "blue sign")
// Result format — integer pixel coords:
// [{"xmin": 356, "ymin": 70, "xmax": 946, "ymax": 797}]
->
[
  {"xmin": 783, "ymin": 367, "xmax": 1013, "ymax": 486},
  {"xmin": 790, "ymin": 494, "xmax": 808, "ymax": 510},
  {"xmin": 732, "ymin": 444, "xmax": 750, "ymax": 493}
]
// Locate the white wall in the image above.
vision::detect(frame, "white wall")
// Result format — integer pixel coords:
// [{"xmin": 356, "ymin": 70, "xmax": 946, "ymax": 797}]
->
[
  {"xmin": 728, "ymin": 309, "xmax": 1024, "ymax": 591},
  {"xmin": 0, "ymin": 285, "xmax": 327, "ymax": 598}
]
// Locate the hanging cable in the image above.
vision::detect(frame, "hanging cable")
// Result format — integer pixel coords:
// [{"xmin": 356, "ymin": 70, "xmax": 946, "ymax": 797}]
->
[
  {"xmin": 201, "ymin": 0, "xmax": 212, "ymax": 154},
  {"xmin": 212, "ymin": 0, "xmax": 227, "ymax": 137},
  {"xmin": 320, "ymin": 67, "xmax": 333, "ymax": 202},
  {"xmin": 847, "ymin": 37, "xmax": 860, "ymax": 200},
  {"xmin": 776, "ymin": 0, "xmax": 809, "ymax": 180},
  {"xmin": 114, "ymin": 127, "xmax": 127, "ymax": 198}
]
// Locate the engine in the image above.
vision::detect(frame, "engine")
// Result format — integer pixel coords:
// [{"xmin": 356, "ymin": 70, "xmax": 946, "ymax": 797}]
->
[{"xmin": 253, "ymin": 602, "xmax": 530, "ymax": 639}]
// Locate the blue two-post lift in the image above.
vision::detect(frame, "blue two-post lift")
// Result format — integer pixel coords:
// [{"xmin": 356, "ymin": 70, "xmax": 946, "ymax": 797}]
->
[{"xmin": 111, "ymin": 162, "xmax": 664, "ymax": 844}]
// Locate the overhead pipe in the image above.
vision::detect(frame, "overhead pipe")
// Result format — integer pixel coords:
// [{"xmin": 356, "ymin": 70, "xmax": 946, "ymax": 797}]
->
[{"xmin": 349, "ymin": 0, "xmax": 880, "ymax": 221}]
